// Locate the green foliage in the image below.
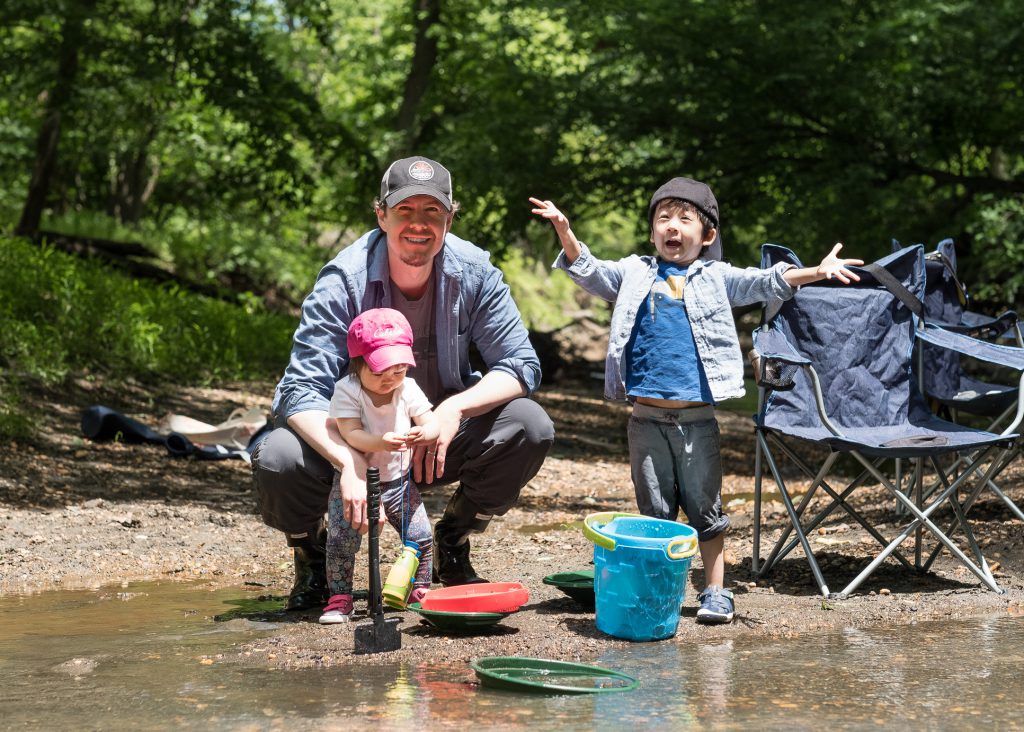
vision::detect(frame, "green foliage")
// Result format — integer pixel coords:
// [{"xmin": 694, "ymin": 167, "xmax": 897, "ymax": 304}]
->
[
  {"xmin": 0, "ymin": 381, "xmax": 33, "ymax": 441},
  {"xmin": 500, "ymin": 246, "xmax": 580, "ymax": 333},
  {"xmin": 964, "ymin": 196, "xmax": 1024, "ymax": 308},
  {"xmin": 142, "ymin": 209, "xmax": 325, "ymax": 303},
  {"xmin": 0, "ymin": 236, "xmax": 294, "ymax": 388},
  {"xmin": 2, "ymin": 0, "xmax": 1023, "ymax": 348}
]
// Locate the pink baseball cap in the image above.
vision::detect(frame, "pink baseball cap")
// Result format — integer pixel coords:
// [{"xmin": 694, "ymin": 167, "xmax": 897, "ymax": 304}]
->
[{"xmin": 347, "ymin": 308, "xmax": 416, "ymax": 373}]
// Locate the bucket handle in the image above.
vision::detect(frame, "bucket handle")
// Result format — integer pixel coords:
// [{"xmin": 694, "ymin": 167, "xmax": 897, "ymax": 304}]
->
[
  {"xmin": 582, "ymin": 512, "xmax": 641, "ymax": 551},
  {"xmin": 666, "ymin": 536, "xmax": 699, "ymax": 560}
]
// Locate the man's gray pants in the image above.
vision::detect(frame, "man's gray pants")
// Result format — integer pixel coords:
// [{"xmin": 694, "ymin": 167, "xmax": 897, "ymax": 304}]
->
[{"xmin": 250, "ymin": 397, "xmax": 554, "ymax": 540}]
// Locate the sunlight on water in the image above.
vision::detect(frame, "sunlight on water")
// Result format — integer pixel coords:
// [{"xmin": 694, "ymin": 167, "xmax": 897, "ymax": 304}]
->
[{"xmin": 1, "ymin": 580, "xmax": 1022, "ymax": 730}]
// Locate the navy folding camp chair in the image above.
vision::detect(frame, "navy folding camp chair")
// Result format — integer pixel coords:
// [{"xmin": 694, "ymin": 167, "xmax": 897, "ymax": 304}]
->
[
  {"xmin": 890, "ymin": 239, "xmax": 1024, "ymax": 524},
  {"xmin": 749, "ymin": 244, "xmax": 1020, "ymax": 598}
]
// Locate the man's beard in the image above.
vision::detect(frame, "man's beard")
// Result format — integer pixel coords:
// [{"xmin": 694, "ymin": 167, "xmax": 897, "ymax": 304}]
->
[{"xmin": 398, "ymin": 251, "xmax": 434, "ymax": 268}]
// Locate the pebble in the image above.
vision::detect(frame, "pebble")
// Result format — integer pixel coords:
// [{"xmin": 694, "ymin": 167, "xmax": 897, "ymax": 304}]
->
[{"xmin": 53, "ymin": 658, "xmax": 98, "ymax": 676}]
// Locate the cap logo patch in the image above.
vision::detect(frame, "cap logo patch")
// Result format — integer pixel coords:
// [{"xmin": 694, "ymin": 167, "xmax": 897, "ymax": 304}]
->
[
  {"xmin": 373, "ymin": 325, "xmax": 401, "ymax": 340},
  {"xmin": 408, "ymin": 161, "xmax": 434, "ymax": 181}
]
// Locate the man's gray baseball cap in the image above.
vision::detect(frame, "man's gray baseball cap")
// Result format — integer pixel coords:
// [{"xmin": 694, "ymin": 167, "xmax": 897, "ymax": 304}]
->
[{"xmin": 380, "ymin": 156, "xmax": 453, "ymax": 211}]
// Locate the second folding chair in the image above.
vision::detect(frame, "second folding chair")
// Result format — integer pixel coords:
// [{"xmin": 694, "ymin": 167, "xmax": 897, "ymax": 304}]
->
[{"xmin": 891, "ymin": 238, "xmax": 1024, "ymax": 524}]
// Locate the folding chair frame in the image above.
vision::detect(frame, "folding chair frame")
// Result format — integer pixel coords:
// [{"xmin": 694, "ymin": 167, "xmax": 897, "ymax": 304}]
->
[{"xmin": 751, "ymin": 356, "xmax": 1008, "ymax": 599}]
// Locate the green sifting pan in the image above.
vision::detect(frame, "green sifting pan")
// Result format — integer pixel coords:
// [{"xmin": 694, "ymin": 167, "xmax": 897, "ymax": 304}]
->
[
  {"xmin": 406, "ymin": 602, "xmax": 511, "ymax": 633},
  {"xmin": 542, "ymin": 570, "xmax": 595, "ymax": 608},
  {"xmin": 471, "ymin": 656, "xmax": 639, "ymax": 695}
]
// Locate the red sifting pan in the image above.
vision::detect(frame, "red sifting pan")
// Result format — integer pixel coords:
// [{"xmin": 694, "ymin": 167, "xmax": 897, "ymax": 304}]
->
[{"xmin": 419, "ymin": 582, "xmax": 529, "ymax": 614}]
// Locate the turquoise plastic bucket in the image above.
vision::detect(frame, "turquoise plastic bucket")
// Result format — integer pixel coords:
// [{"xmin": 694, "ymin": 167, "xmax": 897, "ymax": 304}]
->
[{"xmin": 583, "ymin": 512, "xmax": 699, "ymax": 641}]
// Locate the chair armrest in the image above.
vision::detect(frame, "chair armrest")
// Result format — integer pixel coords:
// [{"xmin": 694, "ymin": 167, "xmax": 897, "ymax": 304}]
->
[
  {"xmin": 918, "ymin": 323, "xmax": 1024, "ymax": 371},
  {"xmin": 751, "ymin": 327, "xmax": 848, "ymax": 437},
  {"xmin": 750, "ymin": 328, "xmax": 811, "ymax": 391},
  {"xmin": 947, "ymin": 310, "xmax": 1019, "ymax": 341},
  {"xmin": 752, "ymin": 327, "xmax": 811, "ymax": 365}
]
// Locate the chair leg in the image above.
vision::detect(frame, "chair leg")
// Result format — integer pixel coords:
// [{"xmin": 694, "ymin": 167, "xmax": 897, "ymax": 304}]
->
[
  {"xmin": 844, "ymin": 451, "xmax": 1002, "ymax": 596},
  {"xmin": 760, "ymin": 452, "xmax": 834, "ymax": 573},
  {"xmin": 969, "ymin": 445, "xmax": 1024, "ymax": 521},
  {"xmin": 915, "ymin": 457, "xmax": 924, "ymax": 569},
  {"xmin": 923, "ymin": 449, "xmax": 1007, "ymax": 572},
  {"xmin": 924, "ymin": 423, "xmax": 1023, "ymax": 522},
  {"xmin": 941, "ymin": 488, "xmax": 995, "ymax": 586},
  {"xmin": 766, "ymin": 440, "xmax": 912, "ymax": 570},
  {"xmin": 758, "ymin": 432, "xmax": 833, "ymax": 597},
  {"xmin": 753, "ymin": 429, "xmax": 763, "ymax": 574}
]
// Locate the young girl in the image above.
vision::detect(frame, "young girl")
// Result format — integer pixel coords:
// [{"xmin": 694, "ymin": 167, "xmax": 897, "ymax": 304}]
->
[{"xmin": 320, "ymin": 308, "xmax": 439, "ymax": 623}]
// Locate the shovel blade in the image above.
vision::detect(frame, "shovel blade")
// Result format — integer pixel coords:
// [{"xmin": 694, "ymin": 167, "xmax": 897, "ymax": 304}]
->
[{"xmin": 354, "ymin": 616, "xmax": 402, "ymax": 655}]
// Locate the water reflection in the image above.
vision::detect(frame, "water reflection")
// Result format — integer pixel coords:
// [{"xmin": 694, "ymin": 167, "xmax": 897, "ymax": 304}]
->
[{"xmin": 1, "ymin": 581, "xmax": 1022, "ymax": 730}]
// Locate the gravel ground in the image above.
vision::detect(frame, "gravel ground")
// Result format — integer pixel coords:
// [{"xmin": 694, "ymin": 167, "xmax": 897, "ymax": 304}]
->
[{"xmin": 2, "ymin": 376, "xmax": 1022, "ymax": 668}]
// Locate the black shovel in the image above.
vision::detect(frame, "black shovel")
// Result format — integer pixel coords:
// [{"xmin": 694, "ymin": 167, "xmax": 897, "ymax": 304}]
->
[{"xmin": 354, "ymin": 467, "xmax": 402, "ymax": 654}]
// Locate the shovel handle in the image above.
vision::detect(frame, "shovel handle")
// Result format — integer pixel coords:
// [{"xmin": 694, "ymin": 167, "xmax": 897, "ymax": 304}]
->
[{"xmin": 366, "ymin": 467, "xmax": 382, "ymax": 618}]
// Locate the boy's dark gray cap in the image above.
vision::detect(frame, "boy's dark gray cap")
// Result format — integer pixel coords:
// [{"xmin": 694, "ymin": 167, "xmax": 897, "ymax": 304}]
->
[
  {"xmin": 380, "ymin": 156, "xmax": 453, "ymax": 210},
  {"xmin": 648, "ymin": 177, "xmax": 723, "ymax": 261}
]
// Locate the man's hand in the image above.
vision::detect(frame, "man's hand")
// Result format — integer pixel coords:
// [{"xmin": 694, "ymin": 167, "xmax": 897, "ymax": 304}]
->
[
  {"xmin": 816, "ymin": 243, "xmax": 863, "ymax": 284},
  {"xmin": 412, "ymin": 401, "xmax": 461, "ymax": 484}
]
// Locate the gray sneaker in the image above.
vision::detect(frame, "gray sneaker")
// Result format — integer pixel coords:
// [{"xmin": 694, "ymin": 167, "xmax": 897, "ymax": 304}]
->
[{"xmin": 696, "ymin": 585, "xmax": 735, "ymax": 624}]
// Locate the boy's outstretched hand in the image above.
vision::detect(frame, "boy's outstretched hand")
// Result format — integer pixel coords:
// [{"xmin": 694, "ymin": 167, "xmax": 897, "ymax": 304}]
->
[
  {"xmin": 529, "ymin": 196, "xmax": 582, "ymax": 262},
  {"xmin": 783, "ymin": 242, "xmax": 865, "ymax": 288},
  {"xmin": 817, "ymin": 243, "xmax": 863, "ymax": 284},
  {"xmin": 529, "ymin": 197, "xmax": 572, "ymax": 236}
]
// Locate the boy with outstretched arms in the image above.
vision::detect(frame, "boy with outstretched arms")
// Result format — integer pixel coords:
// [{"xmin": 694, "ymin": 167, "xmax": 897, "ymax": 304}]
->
[{"xmin": 531, "ymin": 178, "xmax": 861, "ymax": 623}]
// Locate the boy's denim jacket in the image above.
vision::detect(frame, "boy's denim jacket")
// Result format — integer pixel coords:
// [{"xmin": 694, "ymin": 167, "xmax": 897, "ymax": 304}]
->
[
  {"xmin": 273, "ymin": 229, "xmax": 540, "ymax": 423},
  {"xmin": 553, "ymin": 242, "xmax": 795, "ymax": 402}
]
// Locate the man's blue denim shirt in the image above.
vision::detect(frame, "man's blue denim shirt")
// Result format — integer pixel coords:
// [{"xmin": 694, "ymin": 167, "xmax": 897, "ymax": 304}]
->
[
  {"xmin": 273, "ymin": 229, "xmax": 541, "ymax": 423},
  {"xmin": 553, "ymin": 242, "xmax": 795, "ymax": 403}
]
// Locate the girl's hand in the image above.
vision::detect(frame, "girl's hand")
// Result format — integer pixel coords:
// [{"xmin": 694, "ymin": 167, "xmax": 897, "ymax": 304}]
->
[
  {"xmin": 529, "ymin": 197, "xmax": 572, "ymax": 237},
  {"xmin": 817, "ymin": 243, "xmax": 863, "ymax": 284},
  {"xmin": 382, "ymin": 431, "xmax": 407, "ymax": 450},
  {"xmin": 404, "ymin": 426, "xmax": 425, "ymax": 444}
]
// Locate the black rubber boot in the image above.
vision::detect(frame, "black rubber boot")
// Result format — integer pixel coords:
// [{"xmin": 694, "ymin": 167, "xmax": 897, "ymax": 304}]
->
[
  {"xmin": 285, "ymin": 525, "xmax": 329, "ymax": 611},
  {"xmin": 432, "ymin": 489, "xmax": 492, "ymax": 587}
]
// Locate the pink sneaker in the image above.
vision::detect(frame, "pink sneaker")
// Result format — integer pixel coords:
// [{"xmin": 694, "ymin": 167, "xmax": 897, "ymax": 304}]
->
[
  {"xmin": 409, "ymin": 587, "xmax": 429, "ymax": 605},
  {"xmin": 319, "ymin": 594, "xmax": 354, "ymax": 624}
]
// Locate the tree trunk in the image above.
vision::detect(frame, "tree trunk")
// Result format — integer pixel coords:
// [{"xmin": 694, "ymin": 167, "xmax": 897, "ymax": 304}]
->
[
  {"xmin": 109, "ymin": 130, "xmax": 160, "ymax": 224},
  {"xmin": 15, "ymin": 4, "xmax": 93, "ymax": 237},
  {"xmin": 394, "ymin": 0, "xmax": 441, "ymax": 154}
]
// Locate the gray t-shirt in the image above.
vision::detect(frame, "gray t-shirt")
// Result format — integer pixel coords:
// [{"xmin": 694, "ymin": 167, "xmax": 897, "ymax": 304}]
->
[{"xmin": 390, "ymin": 272, "xmax": 444, "ymax": 404}]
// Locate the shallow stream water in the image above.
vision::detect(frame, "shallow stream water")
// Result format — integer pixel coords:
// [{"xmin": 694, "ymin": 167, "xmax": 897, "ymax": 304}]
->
[{"xmin": 2, "ymin": 580, "xmax": 1022, "ymax": 730}]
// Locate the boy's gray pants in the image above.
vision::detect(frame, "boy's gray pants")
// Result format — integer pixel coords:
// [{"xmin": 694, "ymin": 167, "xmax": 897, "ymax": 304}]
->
[{"xmin": 250, "ymin": 397, "xmax": 554, "ymax": 540}]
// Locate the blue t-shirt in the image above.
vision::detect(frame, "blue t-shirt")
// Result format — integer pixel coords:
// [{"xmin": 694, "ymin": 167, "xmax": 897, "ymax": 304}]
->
[{"xmin": 624, "ymin": 260, "xmax": 714, "ymax": 403}]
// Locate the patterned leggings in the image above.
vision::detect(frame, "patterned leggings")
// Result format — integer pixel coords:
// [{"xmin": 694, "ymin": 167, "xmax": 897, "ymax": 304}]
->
[{"xmin": 325, "ymin": 472, "xmax": 433, "ymax": 596}]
